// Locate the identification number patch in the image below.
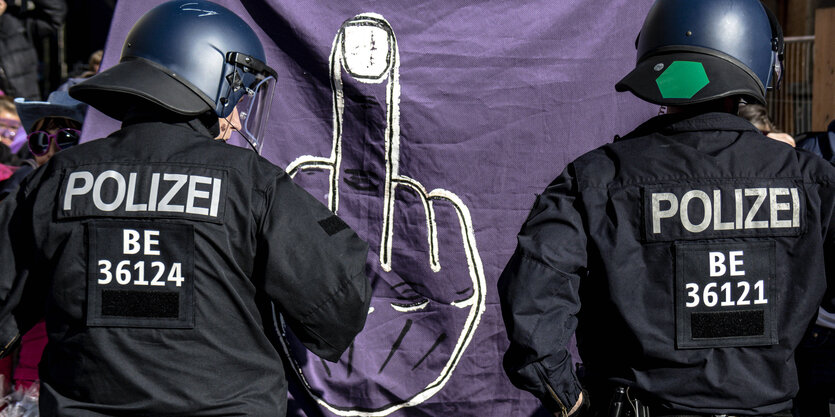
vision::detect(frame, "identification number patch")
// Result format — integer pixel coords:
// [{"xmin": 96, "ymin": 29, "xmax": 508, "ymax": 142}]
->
[
  {"xmin": 87, "ymin": 221, "xmax": 194, "ymax": 328},
  {"xmin": 674, "ymin": 241, "xmax": 776, "ymax": 348}
]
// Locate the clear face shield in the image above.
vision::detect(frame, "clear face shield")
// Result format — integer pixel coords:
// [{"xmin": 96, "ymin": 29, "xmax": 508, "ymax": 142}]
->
[
  {"xmin": 766, "ymin": 6, "xmax": 784, "ymax": 92},
  {"xmin": 235, "ymin": 75, "xmax": 276, "ymax": 154},
  {"xmin": 770, "ymin": 48, "xmax": 784, "ymax": 91},
  {"xmin": 221, "ymin": 52, "xmax": 278, "ymax": 154}
]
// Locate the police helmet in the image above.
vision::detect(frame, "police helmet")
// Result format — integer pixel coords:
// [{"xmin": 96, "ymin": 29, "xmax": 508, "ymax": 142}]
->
[
  {"xmin": 70, "ymin": 0, "xmax": 277, "ymax": 148},
  {"xmin": 615, "ymin": 0, "xmax": 784, "ymax": 106}
]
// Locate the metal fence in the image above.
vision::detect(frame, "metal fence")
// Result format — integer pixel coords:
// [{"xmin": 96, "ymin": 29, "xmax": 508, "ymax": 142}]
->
[{"xmin": 767, "ymin": 36, "xmax": 815, "ymax": 136}]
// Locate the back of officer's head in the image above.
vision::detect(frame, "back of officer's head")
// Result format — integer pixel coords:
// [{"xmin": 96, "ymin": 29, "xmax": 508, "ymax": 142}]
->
[
  {"xmin": 69, "ymin": 1, "xmax": 270, "ymax": 124},
  {"xmin": 616, "ymin": 0, "xmax": 784, "ymax": 111}
]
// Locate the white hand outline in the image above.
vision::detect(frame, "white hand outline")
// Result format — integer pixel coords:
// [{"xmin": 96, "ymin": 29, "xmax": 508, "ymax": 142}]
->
[{"xmin": 286, "ymin": 13, "xmax": 487, "ymax": 416}]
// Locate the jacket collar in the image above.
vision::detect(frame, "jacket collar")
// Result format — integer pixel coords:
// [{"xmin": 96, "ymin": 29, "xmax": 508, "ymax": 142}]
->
[{"xmin": 616, "ymin": 112, "xmax": 760, "ymax": 142}]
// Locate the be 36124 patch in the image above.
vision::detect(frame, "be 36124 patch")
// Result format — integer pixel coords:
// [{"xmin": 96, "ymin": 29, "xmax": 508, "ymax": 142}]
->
[
  {"xmin": 87, "ymin": 221, "xmax": 194, "ymax": 328},
  {"xmin": 674, "ymin": 240, "xmax": 777, "ymax": 348}
]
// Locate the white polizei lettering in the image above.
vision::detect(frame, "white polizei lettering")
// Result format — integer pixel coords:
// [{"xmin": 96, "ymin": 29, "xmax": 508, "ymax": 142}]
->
[
  {"xmin": 735, "ymin": 189, "xmax": 744, "ymax": 229},
  {"xmin": 148, "ymin": 173, "xmax": 160, "ymax": 211},
  {"xmin": 93, "ymin": 170, "xmax": 127, "ymax": 211},
  {"xmin": 185, "ymin": 175, "xmax": 212, "ymax": 215},
  {"xmin": 744, "ymin": 188, "xmax": 768, "ymax": 229},
  {"xmin": 63, "ymin": 171, "xmax": 94, "ymax": 210},
  {"xmin": 680, "ymin": 190, "xmax": 711, "ymax": 233},
  {"xmin": 144, "ymin": 230, "xmax": 160, "ymax": 255},
  {"xmin": 651, "ymin": 187, "xmax": 801, "ymax": 234},
  {"xmin": 713, "ymin": 190, "xmax": 734, "ymax": 230},
  {"xmin": 158, "ymin": 173, "xmax": 187, "ymax": 212},
  {"xmin": 709, "ymin": 252, "xmax": 726, "ymax": 277},
  {"xmin": 123, "ymin": 229, "xmax": 141, "ymax": 254},
  {"xmin": 62, "ymin": 169, "xmax": 222, "ymax": 217},
  {"xmin": 125, "ymin": 173, "xmax": 148, "ymax": 212},
  {"xmin": 770, "ymin": 188, "xmax": 792, "ymax": 228},
  {"xmin": 729, "ymin": 250, "xmax": 745, "ymax": 276},
  {"xmin": 651, "ymin": 192, "xmax": 678, "ymax": 234},
  {"xmin": 210, "ymin": 178, "xmax": 222, "ymax": 217},
  {"xmin": 791, "ymin": 188, "xmax": 800, "ymax": 227}
]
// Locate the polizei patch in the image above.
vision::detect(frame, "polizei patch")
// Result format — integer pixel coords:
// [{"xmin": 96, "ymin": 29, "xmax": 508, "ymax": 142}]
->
[
  {"xmin": 643, "ymin": 181, "xmax": 804, "ymax": 242},
  {"xmin": 59, "ymin": 163, "xmax": 228, "ymax": 223},
  {"xmin": 87, "ymin": 221, "xmax": 194, "ymax": 328},
  {"xmin": 674, "ymin": 241, "xmax": 777, "ymax": 348}
]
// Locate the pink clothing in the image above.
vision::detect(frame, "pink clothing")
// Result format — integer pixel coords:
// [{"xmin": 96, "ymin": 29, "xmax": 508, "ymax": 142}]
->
[
  {"xmin": 14, "ymin": 320, "xmax": 46, "ymax": 389},
  {"xmin": 0, "ymin": 164, "xmax": 16, "ymax": 182},
  {"xmin": 0, "ymin": 355, "xmax": 12, "ymax": 393}
]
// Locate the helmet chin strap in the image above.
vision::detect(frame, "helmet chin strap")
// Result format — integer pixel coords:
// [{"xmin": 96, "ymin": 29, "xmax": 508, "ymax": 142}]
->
[
  {"xmin": 240, "ymin": 131, "xmax": 259, "ymax": 153},
  {"xmin": 217, "ymin": 106, "xmax": 259, "ymax": 153}
]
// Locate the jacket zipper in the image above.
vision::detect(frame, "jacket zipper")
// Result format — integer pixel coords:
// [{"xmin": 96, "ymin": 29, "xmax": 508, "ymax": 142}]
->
[
  {"xmin": 1, "ymin": 332, "xmax": 20, "ymax": 358},
  {"xmin": 533, "ymin": 362, "xmax": 569, "ymax": 417}
]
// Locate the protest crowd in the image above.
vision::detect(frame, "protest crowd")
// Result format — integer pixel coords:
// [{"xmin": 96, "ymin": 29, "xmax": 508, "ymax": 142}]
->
[{"xmin": 0, "ymin": 0, "xmax": 832, "ymax": 416}]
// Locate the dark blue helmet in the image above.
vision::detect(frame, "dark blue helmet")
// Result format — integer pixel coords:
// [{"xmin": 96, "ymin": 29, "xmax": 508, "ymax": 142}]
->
[
  {"xmin": 71, "ymin": 1, "xmax": 277, "ymax": 148},
  {"xmin": 616, "ymin": 0, "xmax": 784, "ymax": 106}
]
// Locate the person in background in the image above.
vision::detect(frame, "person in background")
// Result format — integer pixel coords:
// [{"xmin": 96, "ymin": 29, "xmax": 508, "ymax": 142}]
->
[
  {"xmin": 0, "ymin": 0, "xmax": 67, "ymax": 100},
  {"xmin": 738, "ymin": 102, "xmax": 796, "ymax": 147},
  {"xmin": 0, "ymin": 91, "xmax": 84, "ymax": 411},
  {"xmin": 0, "ymin": 91, "xmax": 84, "ymax": 200},
  {"xmin": 498, "ymin": 0, "xmax": 834, "ymax": 415},
  {"xmin": 0, "ymin": 94, "xmax": 16, "ymax": 395},
  {"xmin": 0, "ymin": 95, "xmax": 23, "ymax": 166},
  {"xmin": 82, "ymin": 49, "xmax": 102, "ymax": 77},
  {"xmin": 56, "ymin": 49, "xmax": 104, "ymax": 92},
  {"xmin": 793, "ymin": 305, "xmax": 835, "ymax": 416},
  {"xmin": 797, "ymin": 119, "xmax": 835, "ymax": 161},
  {"xmin": 790, "ymin": 119, "xmax": 835, "ymax": 417},
  {"xmin": 0, "ymin": 95, "xmax": 20, "ymax": 148}
]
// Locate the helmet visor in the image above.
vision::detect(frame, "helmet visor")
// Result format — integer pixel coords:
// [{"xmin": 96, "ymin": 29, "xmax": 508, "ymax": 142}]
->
[
  {"xmin": 235, "ymin": 75, "xmax": 276, "ymax": 155},
  {"xmin": 770, "ymin": 50, "xmax": 784, "ymax": 91}
]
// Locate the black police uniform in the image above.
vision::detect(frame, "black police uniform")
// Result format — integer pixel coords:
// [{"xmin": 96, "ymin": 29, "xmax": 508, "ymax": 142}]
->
[
  {"xmin": 0, "ymin": 119, "xmax": 371, "ymax": 416},
  {"xmin": 499, "ymin": 112, "xmax": 835, "ymax": 416}
]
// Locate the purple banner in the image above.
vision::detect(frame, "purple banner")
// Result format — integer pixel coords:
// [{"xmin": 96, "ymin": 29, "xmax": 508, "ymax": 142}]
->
[{"xmin": 86, "ymin": 1, "xmax": 657, "ymax": 416}]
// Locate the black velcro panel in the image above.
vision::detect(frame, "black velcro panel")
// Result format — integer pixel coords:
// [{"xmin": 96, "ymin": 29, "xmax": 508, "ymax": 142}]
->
[
  {"xmin": 674, "ymin": 240, "xmax": 777, "ymax": 348},
  {"xmin": 102, "ymin": 290, "xmax": 179, "ymax": 319},
  {"xmin": 691, "ymin": 310, "xmax": 764, "ymax": 339},
  {"xmin": 319, "ymin": 215, "xmax": 349, "ymax": 236},
  {"xmin": 87, "ymin": 221, "xmax": 194, "ymax": 329}
]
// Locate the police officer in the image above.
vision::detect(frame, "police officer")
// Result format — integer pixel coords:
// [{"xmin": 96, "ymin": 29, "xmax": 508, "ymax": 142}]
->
[
  {"xmin": 0, "ymin": 1, "xmax": 371, "ymax": 415},
  {"xmin": 498, "ymin": 0, "xmax": 835, "ymax": 415}
]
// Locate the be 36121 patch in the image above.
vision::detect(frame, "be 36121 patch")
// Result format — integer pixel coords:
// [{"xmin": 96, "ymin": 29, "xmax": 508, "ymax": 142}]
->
[
  {"xmin": 674, "ymin": 240, "xmax": 777, "ymax": 348},
  {"xmin": 87, "ymin": 221, "xmax": 194, "ymax": 328}
]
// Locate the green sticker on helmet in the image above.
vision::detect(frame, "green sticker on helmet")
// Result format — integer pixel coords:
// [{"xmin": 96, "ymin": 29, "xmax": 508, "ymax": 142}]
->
[{"xmin": 655, "ymin": 61, "xmax": 709, "ymax": 99}]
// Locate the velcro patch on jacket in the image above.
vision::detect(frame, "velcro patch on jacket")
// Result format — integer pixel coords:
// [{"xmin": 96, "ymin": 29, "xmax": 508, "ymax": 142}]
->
[
  {"xmin": 642, "ymin": 181, "xmax": 804, "ymax": 242},
  {"xmin": 319, "ymin": 215, "xmax": 349, "ymax": 236},
  {"xmin": 87, "ymin": 221, "xmax": 194, "ymax": 328}
]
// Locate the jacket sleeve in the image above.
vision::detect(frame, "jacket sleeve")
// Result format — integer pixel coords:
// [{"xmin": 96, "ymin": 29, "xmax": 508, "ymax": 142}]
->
[
  {"xmin": 822, "ymin": 180, "xmax": 835, "ymax": 315},
  {"xmin": 498, "ymin": 163, "xmax": 587, "ymax": 415},
  {"xmin": 0, "ymin": 182, "xmax": 41, "ymax": 358},
  {"xmin": 256, "ymin": 170, "xmax": 371, "ymax": 362}
]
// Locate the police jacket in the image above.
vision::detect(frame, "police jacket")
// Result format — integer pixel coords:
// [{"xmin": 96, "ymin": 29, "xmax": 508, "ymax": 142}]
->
[
  {"xmin": 0, "ymin": 0, "xmax": 66, "ymax": 99},
  {"xmin": 498, "ymin": 112, "xmax": 835, "ymax": 416},
  {"xmin": 0, "ymin": 119, "xmax": 371, "ymax": 416}
]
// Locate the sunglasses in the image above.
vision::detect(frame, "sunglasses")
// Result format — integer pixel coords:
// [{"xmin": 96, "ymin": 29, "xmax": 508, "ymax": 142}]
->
[{"xmin": 28, "ymin": 128, "xmax": 81, "ymax": 156}]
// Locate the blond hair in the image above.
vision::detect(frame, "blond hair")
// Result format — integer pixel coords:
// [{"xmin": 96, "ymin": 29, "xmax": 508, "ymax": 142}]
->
[{"xmin": 0, "ymin": 96, "xmax": 16, "ymax": 116}]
